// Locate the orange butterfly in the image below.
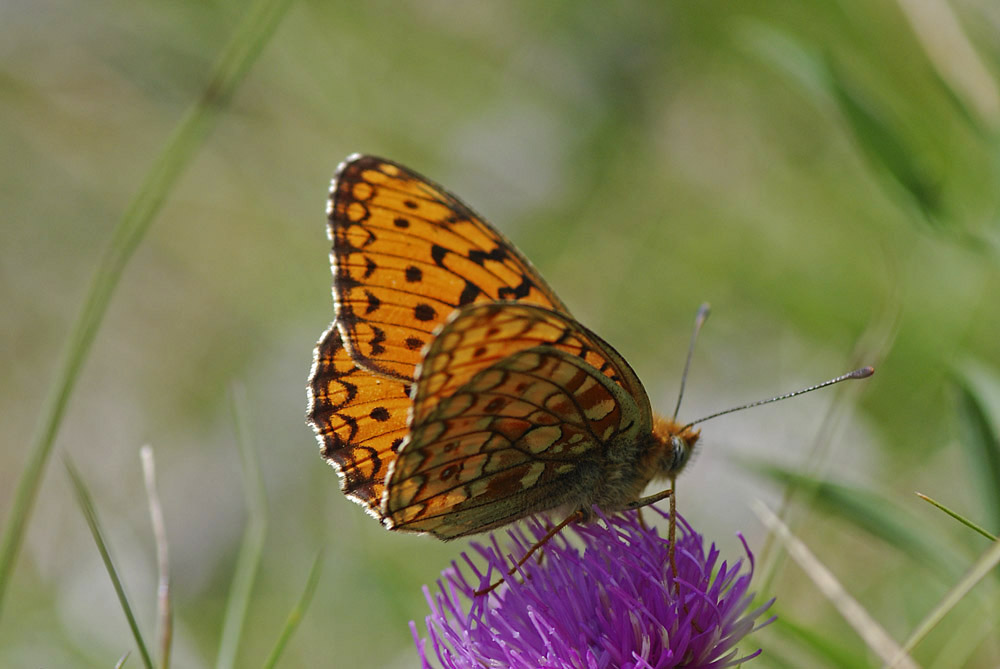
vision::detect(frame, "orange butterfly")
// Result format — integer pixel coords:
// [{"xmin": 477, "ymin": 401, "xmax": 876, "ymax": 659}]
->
[{"xmin": 306, "ymin": 154, "xmax": 701, "ymax": 540}]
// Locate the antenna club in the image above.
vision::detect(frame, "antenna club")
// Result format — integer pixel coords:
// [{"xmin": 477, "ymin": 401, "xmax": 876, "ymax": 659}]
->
[
  {"xmin": 695, "ymin": 302, "xmax": 711, "ymax": 323},
  {"xmin": 672, "ymin": 303, "xmax": 712, "ymax": 421},
  {"xmin": 851, "ymin": 366, "xmax": 875, "ymax": 379}
]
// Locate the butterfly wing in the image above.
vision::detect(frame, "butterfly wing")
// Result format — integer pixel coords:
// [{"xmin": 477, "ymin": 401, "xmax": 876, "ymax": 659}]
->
[
  {"xmin": 328, "ymin": 154, "xmax": 569, "ymax": 383},
  {"xmin": 383, "ymin": 302, "xmax": 654, "ymax": 539},
  {"xmin": 309, "ymin": 155, "xmax": 572, "ymax": 518},
  {"xmin": 307, "ymin": 325, "xmax": 411, "ymax": 514}
]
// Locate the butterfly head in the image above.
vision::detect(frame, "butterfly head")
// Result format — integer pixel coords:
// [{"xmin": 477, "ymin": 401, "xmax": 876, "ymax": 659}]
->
[{"xmin": 650, "ymin": 415, "xmax": 701, "ymax": 478}]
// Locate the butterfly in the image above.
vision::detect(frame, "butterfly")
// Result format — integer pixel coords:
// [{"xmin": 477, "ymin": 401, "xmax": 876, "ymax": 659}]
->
[{"xmin": 306, "ymin": 154, "xmax": 702, "ymax": 542}]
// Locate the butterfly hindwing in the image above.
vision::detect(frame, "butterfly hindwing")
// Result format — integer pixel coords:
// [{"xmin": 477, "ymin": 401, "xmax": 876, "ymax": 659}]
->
[
  {"xmin": 383, "ymin": 302, "xmax": 653, "ymax": 538},
  {"xmin": 409, "ymin": 302, "xmax": 650, "ymax": 425}
]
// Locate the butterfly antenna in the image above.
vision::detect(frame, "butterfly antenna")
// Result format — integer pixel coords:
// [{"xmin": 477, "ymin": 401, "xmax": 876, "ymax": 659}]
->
[
  {"xmin": 682, "ymin": 366, "xmax": 874, "ymax": 430},
  {"xmin": 673, "ymin": 302, "xmax": 711, "ymax": 421}
]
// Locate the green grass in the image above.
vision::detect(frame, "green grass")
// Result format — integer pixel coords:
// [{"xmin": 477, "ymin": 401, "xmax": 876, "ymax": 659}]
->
[
  {"xmin": 215, "ymin": 386, "xmax": 269, "ymax": 669},
  {"xmin": 64, "ymin": 455, "xmax": 154, "ymax": 669},
  {"xmin": 0, "ymin": 0, "xmax": 294, "ymax": 623}
]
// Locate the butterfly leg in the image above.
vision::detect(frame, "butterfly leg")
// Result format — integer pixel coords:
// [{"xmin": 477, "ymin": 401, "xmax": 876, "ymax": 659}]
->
[
  {"xmin": 624, "ymin": 487, "xmax": 674, "ymax": 510},
  {"xmin": 475, "ymin": 509, "xmax": 585, "ymax": 596},
  {"xmin": 668, "ymin": 477, "xmax": 678, "ymax": 586},
  {"xmin": 631, "ymin": 482, "xmax": 702, "ymax": 631},
  {"xmin": 625, "ymin": 481, "xmax": 680, "ymax": 586}
]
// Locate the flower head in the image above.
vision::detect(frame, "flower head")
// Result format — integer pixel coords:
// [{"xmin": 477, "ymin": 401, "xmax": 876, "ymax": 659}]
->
[{"xmin": 413, "ymin": 508, "xmax": 773, "ymax": 669}]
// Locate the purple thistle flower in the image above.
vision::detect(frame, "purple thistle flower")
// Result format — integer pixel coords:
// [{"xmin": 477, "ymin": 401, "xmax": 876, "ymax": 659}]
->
[{"xmin": 412, "ymin": 507, "xmax": 774, "ymax": 669}]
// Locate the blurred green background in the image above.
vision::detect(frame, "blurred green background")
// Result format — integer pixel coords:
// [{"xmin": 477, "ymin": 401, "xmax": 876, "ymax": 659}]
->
[{"xmin": 3, "ymin": 1, "xmax": 1000, "ymax": 667}]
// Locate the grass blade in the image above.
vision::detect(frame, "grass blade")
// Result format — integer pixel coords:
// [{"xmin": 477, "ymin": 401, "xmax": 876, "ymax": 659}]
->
[
  {"xmin": 915, "ymin": 492, "xmax": 997, "ymax": 542},
  {"xmin": 749, "ymin": 462, "xmax": 963, "ymax": 579},
  {"xmin": 926, "ymin": 602, "xmax": 1000, "ymax": 669},
  {"xmin": 736, "ymin": 22, "xmax": 829, "ymax": 105},
  {"xmin": 740, "ymin": 24, "xmax": 946, "ymax": 227},
  {"xmin": 215, "ymin": 386, "xmax": 269, "ymax": 669},
  {"xmin": 891, "ymin": 537, "xmax": 1000, "ymax": 666},
  {"xmin": 141, "ymin": 446, "xmax": 173, "ymax": 669},
  {"xmin": 953, "ymin": 363, "xmax": 1000, "ymax": 532},
  {"xmin": 894, "ymin": 0, "xmax": 1000, "ymax": 134},
  {"xmin": 753, "ymin": 501, "xmax": 916, "ymax": 669},
  {"xmin": 262, "ymin": 551, "xmax": 324, "ymax": 669},
  {"xmin": 0, "ymin": 0, "xmax": 295, "ymax": 622},
  {"xmin": 64, "ymin": 456, "xmax": 154, "ymax": 669},
  {"xmin": 826, "ymin": 56, "xmax": 940, "ymax": 223},
  {"xmin": 769, "ymin": 611, "xmax": 871, "ymax": 669}
]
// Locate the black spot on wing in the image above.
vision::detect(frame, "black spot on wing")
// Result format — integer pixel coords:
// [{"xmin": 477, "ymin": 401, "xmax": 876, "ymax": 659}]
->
[
  {"xmin": 458, "ymin": 280, "xmax": 481, "ymax": 306},
  {"xmin": 414, "ymin": 304, "xmax": 436, "ymax": 322},
  {"xmin": 497, "ymin": 276, "xmax": 534, "ymax": 300},
  {"xmin": 338, "ymin": 380, "xmax": 358, "ymax": 403},
  {"xmin": 369, "ymin": 326, "xmax": 386, "ymax": 356},
  {"xmin": 365, "ymin": 290, "xmax": 381, "ymax": 314},
  {"xmin": 431, "ymin": 244, "xmax": 448, "ymax": 267},
  {"xmin": 467, "ymin": 246, "xmax": 508, "ymax": 266},
  {"xmin": 337, "ymin": 413, "xmax": 358, "ymax": 441}
]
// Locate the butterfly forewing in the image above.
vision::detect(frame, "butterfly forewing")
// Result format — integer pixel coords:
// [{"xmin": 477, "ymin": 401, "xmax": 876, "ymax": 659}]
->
[
  {"xmin": 310, "ymin": 155, "xmax": 575, "ymax": 519},
  {"xmin": 307, "ymin": 325, "xmax": 411, "ymax": 514},
  {"xmin": 383, "ymin": 303, "xmax": 653, "ymax": 538},
  {"xmin": 329, "ymin": 155, "xmax": 569, "ymax": 382}
]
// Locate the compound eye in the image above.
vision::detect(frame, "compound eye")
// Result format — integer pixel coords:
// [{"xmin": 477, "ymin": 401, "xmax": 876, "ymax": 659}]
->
[{"xmin": 669, "ymin": 435, "xmax": 690, "ymax": 472}]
